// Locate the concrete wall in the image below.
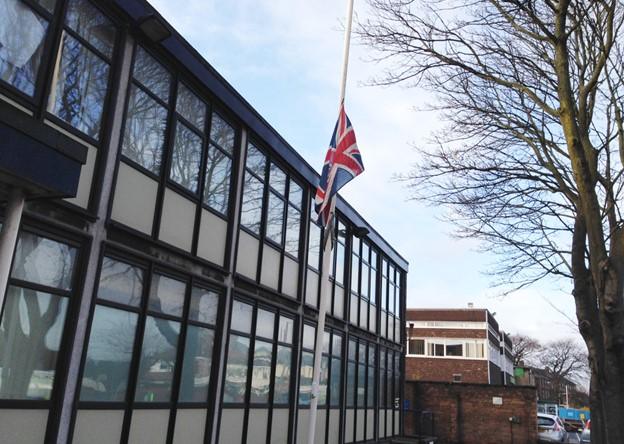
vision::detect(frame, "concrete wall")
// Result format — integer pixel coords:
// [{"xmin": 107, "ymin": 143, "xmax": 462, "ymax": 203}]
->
[{"xmin": 404, "ymin": 381, "xmax": 537, "ymax": 444}]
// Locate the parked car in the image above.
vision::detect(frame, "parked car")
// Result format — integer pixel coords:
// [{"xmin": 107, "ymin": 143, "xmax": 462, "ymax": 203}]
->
[
  {"xmin": 580, "ymin": 419, "xmax": 591, "ymax": 443},
  {"xmin": 537, "ymin": 414, "xmax": 566, "ymax": 443}
]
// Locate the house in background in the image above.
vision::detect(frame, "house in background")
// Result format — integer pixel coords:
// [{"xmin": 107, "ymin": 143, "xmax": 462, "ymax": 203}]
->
[{"xmin": 405, "ymin": 306, "xmax": 515, "ymax": 385}]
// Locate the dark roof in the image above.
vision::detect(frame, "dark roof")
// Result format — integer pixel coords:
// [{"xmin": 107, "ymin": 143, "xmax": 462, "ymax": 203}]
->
[
  {"xmin": 110, "ymin": 0, "xmax": 408, "ymax": 271},
  {"xmin": 406, "ymin": 308, "xmax": 488, "ymax": 323}
]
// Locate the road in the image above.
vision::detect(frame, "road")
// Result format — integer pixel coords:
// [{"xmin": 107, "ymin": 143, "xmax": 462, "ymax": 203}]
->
[{"xmin": 564, "ymin": 431, "xmax": 581, "ymax": 443}]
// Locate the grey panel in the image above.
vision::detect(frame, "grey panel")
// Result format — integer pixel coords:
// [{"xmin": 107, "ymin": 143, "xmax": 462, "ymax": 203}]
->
[
  {"xmin": 0, "ymin": 409, "xmax": 48, "ymax": 444},
  {"xmin": 344, "ymin": 409, "xmax": 354, "ymax": 443},
  {"xmin": 66, "ymin": 144, "xmax": 96, "ymax": 208},
  {"xmin": 378, "ymin": 409, "xmax": 385, "ymax": 438},
  {"xmin": 260, "ymin": 244, "xmax": 280, "ymax": 290},
  {"xmin": 197, "ymin": 208, "xmax": 227, "ymax": 266},
  {"xmin": 246, "ymin": 409, "xmax": 269, "ymax": 444},
  {"xmin": 128, "ymin": 409, "xmax": 170, "ymax": 444},
  {"xmin": 111, "ymin": 163, "xmax": 158, "ymax": 234},
  {"xmin": 386, "ymin": 409, "xmax": 392, "ymax": 437},
  {"xmin": 159, "ymin": 188, "xmax": 195, "ymax": 252},
  {"xmin": 236, "ymin": 230, "xmax": 259, "ymax": 280},
  {"xmin": 172, "ymin": 409, "xmax": 206, "ymax": 444},
  {"xmin": 296, "ymin": 409, "xmax": 309, "ymax": 444},
  {"xmin": 282, "ymin": 255, "xmax": 298, "ymax": 298},
  {"xmin": 366, "ymin": 410, "xmax": 374, "ymax": 440},
  {"xmin": 305, "ymin": 269, "xmax": 318, "ymax": 307},
  {"xmin": 73, "ymin": 410, "xmax": 124, "ymax": 444},
  {"xmin": 394, "ymin": 409, "xmax": 400, "ymax": 436},
  {"xmin": 356, "ymin": 410, "xmax": 365, "ymax": 442},
  {"xmin": 220, "ymin": 409, "xmax": 245, "ymax": 444},
  {"xmin": 270, "ymin": 408, "xmax": 289, "ymax": 444},
  {"xmin": 328, "ymin": 410, "xmax": 340, "ymax": 444},
  {"xmin": 314, "ymin": 409, "xmax": 326, "ymax": 444}
]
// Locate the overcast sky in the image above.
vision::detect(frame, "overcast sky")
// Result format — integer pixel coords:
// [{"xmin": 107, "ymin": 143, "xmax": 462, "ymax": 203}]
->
[{"xmin": 150, "ymin": 0, "xmax": 582, "ymax": 345}]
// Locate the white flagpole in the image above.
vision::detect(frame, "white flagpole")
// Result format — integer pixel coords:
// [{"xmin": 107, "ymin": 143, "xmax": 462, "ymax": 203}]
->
[{"xmin": 306, "ymin": 1, "xmax": 355, "ymax": 443}]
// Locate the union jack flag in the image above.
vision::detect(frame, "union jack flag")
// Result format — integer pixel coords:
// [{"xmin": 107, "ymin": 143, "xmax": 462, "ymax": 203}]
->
[{"xmin": 315, "ymin": 103, "xmax": 364, "ymax": 227}]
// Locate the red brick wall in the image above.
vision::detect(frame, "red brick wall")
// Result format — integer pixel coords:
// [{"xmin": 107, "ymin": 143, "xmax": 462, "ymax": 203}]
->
[
  {"xmin": 405, "ymin": 381, "xmax": 537, "ymax": 444},
  {"xmin": 405, "ymin": 356, "xmax": 490, "ymax": 384}
]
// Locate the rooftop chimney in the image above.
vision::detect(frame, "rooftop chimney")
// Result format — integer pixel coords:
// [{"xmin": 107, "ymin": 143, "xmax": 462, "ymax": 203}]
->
[{"xmin": 468, "ymin": 302, "xmax": 474, "ymax": 308}]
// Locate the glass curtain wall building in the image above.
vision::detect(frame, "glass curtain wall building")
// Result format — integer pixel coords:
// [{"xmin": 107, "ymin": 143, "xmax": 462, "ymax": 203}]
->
[{"xmin": 0, "ymin": 1, "xmax": 408, "ymax": 443}]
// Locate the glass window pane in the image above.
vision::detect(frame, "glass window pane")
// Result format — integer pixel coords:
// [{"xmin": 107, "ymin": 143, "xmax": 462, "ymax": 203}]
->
[
  {"xmin": 266, "ymin": 192, "xmax": 284, "ymax": 244},
  {"xmin": 170, "ymin": 122, "xmax": 203, "ymax": 192},
  {"xmin": 176, "ymin": 82, "xmax": 205, "ymax": 130},
  {"xmin": 250, "ymin": 340, "xmax": 272, "ymax": 403},
  {"xmin": 48, "ymin": 32, "xmax": 109, "ymax": 138},
  {"xmin": 307, "ymin": 223, "xmax": 321, "ymax": 269},
  {"xmin": 230, "ymin": 301, "xmax": 252, "ymax": 333},
  {"xmin": 330, "ymin": 358, "xmax": 341, "ymax": 406},
  {"xmin": 446, "ymin": 341, "xmax": 463, "ymax": 357},
  {"xmin": 274, "ymin": 345, "xmax": 291, "ymax": 404},
  {"xmin": 178, "ymin": 325, "xmax": 214, "ymax": 402},
  {"xmin": 0, "ymin": 287, "xmax": 67, "ymax": 400},
  {"xmin": 332, "ymin": 335, "xmax": 342, "ymax": 357},
  {"xmin": 65, "ymin": 0, "xmax": 115, "ymax": 58},
  {"xmin": 256, "ymin": 309, "xmax": 275, "ymax": 339},
  {"xmin": 302, "ymin": 324, "xmax": 315, "ymax": 350},
  {"xmin": 122, "ymin": 84, "xmax": 167, "ymax": 174},
  {"xmin": 367, "ymin": 365, "xmax": 375, "ymax": 407},
  {"xmin": 97, "ymin": 257, "xmax": 143, "ymax": 307},
  {"xmin": 357, "ymin": 363, "xmax": 366, "ymax": 407},
  {"xmin": 223, "ymin": 334, "xmax": 249, "ymax": 403},
  {"xmin": 12, "ymin": 232, "xmax": 76, "ymax": 290},
  {"xmin": 269, "ymin": 164, "xmax": 286, "ymax": 195},
  {"xmin": 240, "ymin": 174, "xmax": 264, "ymax": 234},
  {"xmin": 245, "ymin": 144, "xmax": 266, "ymax": 177},
  {"xmin": 318, "ymin": 356, "xmax": 329, "ymax": 406},
  {"xmin": 133, "ymin": 46, "xmax": 170, "ymax": 102},
  {"xmin": 361, "ymin": 265, "xmax": 369, "ymax": 299},
  {"xmin": 0, "ymin": 0, "xmax": 48, "ymax": 96},
  {"xmin": 204, "ymin": 144, "xmax": 232, "ymax": 214},
  {"xmin": 210, "ymin": 113, "xmax": 235, "ymax": 154},
  {"xmin": 277, "ymin": 316, "xmax": 293, "ymax": 343},
  {"xmin": 189, "ymin": 287, "xmax": 218, "ymax": 324},
  {"xmin": 80, "ymin": 305, "xmax": 137, "ymax": 401},
  {"xmin": 322, "ymin": 331, "xmax": 330, "ymax": 354},
  {"xmin": 350, "ymin": 253, "xmax": 359, "ymax": 293},
  {"xmin": 148, "ymin": 274, "xmax": 186, "ymax": 317},
  {"xmin": 335, "ymin": 242, "xmax": 344, "ymax": 285},
  {"xmin": 285, "ymin": 205, "xmax": 300, "ymax": 257},
  {"xmin": 298, "ymin": 351, "xmax": 313, "ymax": 405},
  {"xmin": 289, "ymin": 181, "xmax": 302, "ymax": 209},
  {"xmin": 346, "ymin": 361, "xmax": 355, "ymax": 407},
  {"xmin": 135, "ymin": 317, "xmax": 180, "ymax": 402}
]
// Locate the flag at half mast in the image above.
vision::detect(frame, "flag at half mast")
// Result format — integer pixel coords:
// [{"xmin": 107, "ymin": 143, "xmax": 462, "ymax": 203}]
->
[{"xmin": 314, "ymin": 102, "xmax": 364, "ymax": 227}]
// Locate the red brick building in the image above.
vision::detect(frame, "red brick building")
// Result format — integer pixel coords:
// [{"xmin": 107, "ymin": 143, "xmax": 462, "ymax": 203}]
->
[{"xmin": 405, "ymin": 307, "xmax": 514, "ymax": 385}]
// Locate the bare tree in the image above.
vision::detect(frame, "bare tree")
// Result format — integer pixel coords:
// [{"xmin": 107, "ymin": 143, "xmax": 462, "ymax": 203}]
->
[
  {"xmin": 511, "ymin": 334, "xmax": 543, "ymax": 367},
  {"xmin": 360, "ymin": 0, "xmax": 624, "ymax": 441},
  {"xmin": 539, "ymin": 339, "xmax": 589, "ymax": 405}
]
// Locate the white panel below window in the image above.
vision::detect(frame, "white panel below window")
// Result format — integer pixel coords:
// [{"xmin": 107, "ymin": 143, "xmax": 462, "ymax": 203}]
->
[
  {"xmin": 247, "ymin": 409, "xmax": 269, "ymax": 444},
  {"xmin": 327, "ymin": 409, "xmax": 340, "ymax": 444},
  {"xmin": 314, "ymin": 409, "xmax": 326, "ymax": 444},
  {"xmin": 367, "ymin": 409, "xmax": 375, "ymax": 440},
  {"xmin": 296, "ymin": 409, "xmax": 309, "ymax": 444},
  {"xmin": 260, "ymin": 244, "xmax": 280, "ymax": 290},
  {"xmin": 197, "ymin": 209, "xmax": 227, "ymax": 266},
  {"xmin": 111, "ymin": 163, "xmax": 158, "ymax": 235},
  {"xmin": 386, "ymin": 408, "xmax": 393, "ymax": 437},
  {"xmin": 356, "ymin": 409, "xmax": 365, "ymax": 441},
  {"xmin": 270, "ymin": 408, "xmax": 289, "ymax": 444},
  {"xmin": 305, "ymin": 269, "xmax": 318, "ymax": 307},
  {"xmin": 378, "ymin": 409, "xmax": 386, "ymax": 438},
  {"xmin": 0, "ymin": 409, "xmax": 48, "ymax": 444},
  {"xmin": 282, "ymin": 255, "xmax": 298, "ymax": 298},
  {"xmin": 344, "ymin": 409, "xmax": 354, "ymax": 443},
  {"xmin": 159, "ymin": 188, "xmax": 195, "ymax": 252},
  {"xmin": 66, "ymin": 144, "xmax": 96, "ymax": 209},
  {"xmin": 172, "ymin": 409, "xmax": 206, "ymax": 444},
  {"xmin": 219, "ymin": 409, "xmax": 244, "ymax": 444},
  {"xmin": 394, "ymin": 409, "xmax": 400, "ymax": 435},
  {"xmin": 128, "ymin": 409, "xmax": 170, "ymax": 444},
  {"xmin": 73, "ymin": 410, "xmax": 124, "ymax": 444},
  {"xmin": 236, "ymin": 230, "xmax": 259, "ymax": 280}
]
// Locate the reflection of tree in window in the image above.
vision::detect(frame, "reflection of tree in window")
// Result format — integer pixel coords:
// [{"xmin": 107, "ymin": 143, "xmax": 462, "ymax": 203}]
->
[
  {"xmin": 169, "ymin": 122, "xmax": 202, "ymax": 192},
  {"xmin": 0, "ymin": 233, "xmax": 75, "ymax": 400}
]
